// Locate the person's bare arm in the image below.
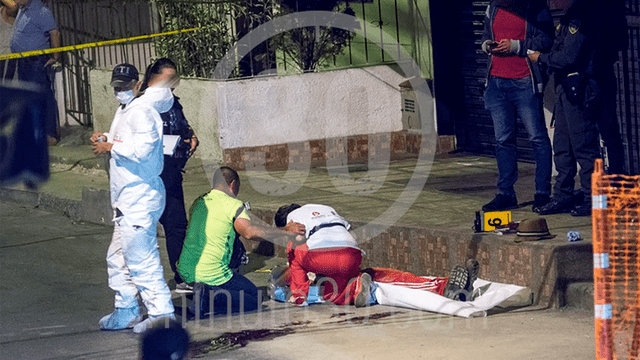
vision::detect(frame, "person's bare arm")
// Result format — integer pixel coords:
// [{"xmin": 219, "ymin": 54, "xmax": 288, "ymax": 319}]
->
[
  {"xmin": 0, "ymin": 0, "xmax": 18, "ymax": 18},
  {"xmin": 45, "ymin": 29, "xmax": 61, "ymax": 67},
  {"xmin": 234, "ymin": 217, "xmax": 305, "ymax": 247},
  {"xmin": 188, "ymin": 127, "xmax": 198, "ymax": 156},
  {"xmin": 1, "ymin": 7, "xmax": 13, "ymax": 24}
]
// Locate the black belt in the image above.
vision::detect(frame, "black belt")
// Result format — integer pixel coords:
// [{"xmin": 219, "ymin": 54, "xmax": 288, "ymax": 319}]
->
[{"xmin": 308, "ymin": 223, "xmax": 346, "ymax": 238}]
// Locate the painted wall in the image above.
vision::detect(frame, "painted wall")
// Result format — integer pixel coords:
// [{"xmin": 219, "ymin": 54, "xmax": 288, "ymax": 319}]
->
[
  {"xmin": 90, "ymin": 69, "xmax": 223, "ymax": 164},
  {"xmin": 89, "ymin": 70, "xmax": 118, "ymax": 135},
  {"xmin": 91, "ymin": 65, "xmax": 407, "ymax": 163},
  {"xmin": 217, "ymin": 65, "xmax": 406, "ymax": 149}
]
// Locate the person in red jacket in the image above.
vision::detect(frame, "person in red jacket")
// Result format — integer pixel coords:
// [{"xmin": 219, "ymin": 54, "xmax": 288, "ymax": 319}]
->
[{"xmin": 275, "ymin": 203, "xmax": 479, "ymax": 306}]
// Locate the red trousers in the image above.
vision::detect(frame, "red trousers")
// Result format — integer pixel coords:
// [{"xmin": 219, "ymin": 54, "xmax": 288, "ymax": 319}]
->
[
  {"xmin": 288, "ymin": 244, "xmax": 362, "ymax": 305},
  {"xmin": 365, "ymin": 267, "xmax": 448, "ymax": 296}
]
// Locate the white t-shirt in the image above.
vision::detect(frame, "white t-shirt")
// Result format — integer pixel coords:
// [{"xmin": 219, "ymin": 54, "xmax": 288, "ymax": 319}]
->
[{"xmin": 287, "ymin": 204, "xmax": 359, "ymax": 250}]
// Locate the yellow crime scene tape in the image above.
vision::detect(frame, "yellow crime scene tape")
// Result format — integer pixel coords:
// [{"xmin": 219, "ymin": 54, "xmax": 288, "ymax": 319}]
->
[{"xmin": 0, "ymin": 27, "xmax": 204, "ymax": 61}]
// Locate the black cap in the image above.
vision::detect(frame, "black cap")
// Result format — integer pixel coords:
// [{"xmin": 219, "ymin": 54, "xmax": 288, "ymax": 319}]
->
[{"xmin": 110, "ymin": 63, "xmax": 139, "ymax": 87}]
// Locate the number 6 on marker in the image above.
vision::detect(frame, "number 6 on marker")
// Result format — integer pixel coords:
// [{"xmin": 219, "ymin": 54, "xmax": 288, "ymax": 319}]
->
[{"xmin": 482, "ymin": 211, "xmax": 511, "ymax": 231}]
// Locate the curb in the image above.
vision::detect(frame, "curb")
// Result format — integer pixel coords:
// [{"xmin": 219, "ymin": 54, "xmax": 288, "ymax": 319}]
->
[
  {"xmin": 0, "ymin": 186, "xmax": 112, "ymax": 226},
  {"xmin": 49, "ymin": 154, "xmax": 107, "ymax": 170}
]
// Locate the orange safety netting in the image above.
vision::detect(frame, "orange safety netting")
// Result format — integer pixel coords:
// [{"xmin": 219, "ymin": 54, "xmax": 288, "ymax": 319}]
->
[{"xmin": 593, "ymin": 159, "xmax": 640, "ymax": 360}]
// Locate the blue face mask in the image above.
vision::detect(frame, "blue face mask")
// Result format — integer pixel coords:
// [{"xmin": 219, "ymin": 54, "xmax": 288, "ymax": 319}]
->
[
  {"xmin": 114, "ymin": 89, "xmax": 135, "ymax": 105},
  {"xmin": 143, "ymin": 86, "xmax": 174, "ymax": 113}
]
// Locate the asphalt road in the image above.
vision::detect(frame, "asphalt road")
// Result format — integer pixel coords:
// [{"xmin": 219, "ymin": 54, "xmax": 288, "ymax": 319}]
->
[{"xmin": 0, "ymin": 201, "xmax": 596, "ymax": 360}]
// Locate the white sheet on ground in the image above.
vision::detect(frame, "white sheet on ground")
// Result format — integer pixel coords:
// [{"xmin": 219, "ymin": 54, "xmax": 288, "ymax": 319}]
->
[{"xmin": 374, "ymin": 278, "xmax": 533, "ymax": 318}]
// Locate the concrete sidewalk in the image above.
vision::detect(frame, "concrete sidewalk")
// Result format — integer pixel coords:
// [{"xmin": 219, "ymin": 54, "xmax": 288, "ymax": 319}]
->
[
  {"xmin": 7, "ymin": 144, "xmax": 593, "ymax": 234},
  {"xmin": 0, "ymin": 143, "xmax": 595, "ymax": 308}
]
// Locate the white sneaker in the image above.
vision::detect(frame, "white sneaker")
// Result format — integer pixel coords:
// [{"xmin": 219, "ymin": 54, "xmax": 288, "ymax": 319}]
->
[{"xmin": 175, "ymin": 282, "xmax": 194, "ymax": 294}]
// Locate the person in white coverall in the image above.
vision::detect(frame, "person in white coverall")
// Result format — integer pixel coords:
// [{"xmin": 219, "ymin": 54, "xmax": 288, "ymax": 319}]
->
[{"xmin": 91, "ymin": 63, "xmax": 175, "ymax": 334}]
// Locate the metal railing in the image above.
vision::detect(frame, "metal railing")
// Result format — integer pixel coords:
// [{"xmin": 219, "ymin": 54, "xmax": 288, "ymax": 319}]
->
[
  {"xmin": 51, "ymin": 0, "xmax": 156, "ymax": 127},
  {"xmin": 48, "ymin": 0, "xmax": 433, "ymax": 128}
]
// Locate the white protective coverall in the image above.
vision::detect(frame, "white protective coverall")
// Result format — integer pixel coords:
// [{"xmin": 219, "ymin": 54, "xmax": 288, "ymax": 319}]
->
[{"xmin": 103, "ymin": 87, "xmax": 174, "ymax": 316}]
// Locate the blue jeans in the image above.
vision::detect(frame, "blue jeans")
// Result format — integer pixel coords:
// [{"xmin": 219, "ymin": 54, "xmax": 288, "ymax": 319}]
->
[
  {"xmin": 190, "ymin": 273, "xmax": 260, "ymax": 318},
  {"xmin": 484, "ymin": 76, "xmax": 552, "ymax": 198},
  {"xmin": 4, "ymin": 56, "xmax": 58, "ymax": 138}
]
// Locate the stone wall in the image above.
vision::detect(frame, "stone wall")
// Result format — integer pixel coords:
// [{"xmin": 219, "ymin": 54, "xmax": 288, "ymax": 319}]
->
[{"xmin": 224, "ymin": 131, "xmax": 446, "ymax": 170}]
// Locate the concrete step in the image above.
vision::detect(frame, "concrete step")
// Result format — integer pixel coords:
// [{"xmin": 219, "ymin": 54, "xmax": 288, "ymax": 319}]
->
[
  {"xmin": 563, "ymin": 281, "xmax": 594, "ymax": 311},
  {"xmin": 49, "ymin": 144, "xmax": 106, "ymax": 170}
]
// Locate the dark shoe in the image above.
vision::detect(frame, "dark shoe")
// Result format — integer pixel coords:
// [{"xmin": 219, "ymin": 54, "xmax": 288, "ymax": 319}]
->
[
  {"xmin": 465, "ymin": 259, "xmax": 480, "ymax": 299},
  {"xmin": 571, "ymin": 203, "xmax": 591, "ymax": 217},
  {"xmin": 535, "ymin": 199, "xmax": 573, "ymax": 215},
  {"xmin": 444, "ymin": 266, "xmax": 469, "ymax": 301},
  {"xmin": 572, "ymin": 191, "xmax": 585, "ymax": 207},
  {"xmin": 482, "ymin": 194, "xmax": 518, "ymax": 212},
  {"xmin": 532, "ymin": 194, "xmax": 551, "ymax": 213}
]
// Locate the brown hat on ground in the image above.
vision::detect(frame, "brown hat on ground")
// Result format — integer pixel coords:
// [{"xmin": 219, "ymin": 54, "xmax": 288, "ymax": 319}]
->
[{"xmin": 515, "ymin": 217, "xmax": 556, "ymax": 242}]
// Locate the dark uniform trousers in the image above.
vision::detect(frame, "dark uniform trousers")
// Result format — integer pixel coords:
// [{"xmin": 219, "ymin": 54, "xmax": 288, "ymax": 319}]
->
[
  {"xmin": 159, "ymin": 97, "xmax": 192, "ymax": 285},
  {"xmin": 159, "ymin": 156, "xmax": 188, "ymax": 284},
  {"xmin": 552, "ymin": 84, "xmax": 600, "ymax": 204}
]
